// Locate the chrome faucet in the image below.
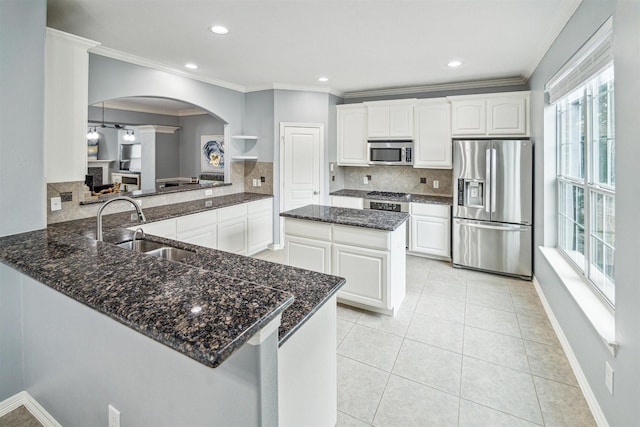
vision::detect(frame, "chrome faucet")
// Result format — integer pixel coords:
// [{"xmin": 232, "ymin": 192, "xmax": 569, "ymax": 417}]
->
[
  {"xmin": 96, "ymin": 196, "xmax": 146, "ymax": 241},
  {"xmin": 132, "ymin": 227, "xmax": 145, "ymax": 248}
]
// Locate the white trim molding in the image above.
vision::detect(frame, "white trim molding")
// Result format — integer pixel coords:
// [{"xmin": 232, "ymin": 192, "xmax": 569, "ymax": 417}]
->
[
  {"xmin": 342, "ymin": 76, "xmax": 528, "ymax": 99},
  {"xmin": 532, "ymin": 277, "xmax": 610, "ymax": 427},
  {"xmin": 0, "ymin": 391, "xmax": 62, "ymax": 427}
]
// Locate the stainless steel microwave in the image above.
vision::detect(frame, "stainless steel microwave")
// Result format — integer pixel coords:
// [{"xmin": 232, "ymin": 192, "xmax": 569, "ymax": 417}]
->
[{"xmin": 367, "ymin": 140, "xmax": 413, "ymax": 166}]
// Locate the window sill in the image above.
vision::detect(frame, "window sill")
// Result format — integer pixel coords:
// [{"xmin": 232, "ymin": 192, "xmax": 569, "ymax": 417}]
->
[{"xmin": 538, "ymin": 246, "xmax": 617, "ymax": 356}]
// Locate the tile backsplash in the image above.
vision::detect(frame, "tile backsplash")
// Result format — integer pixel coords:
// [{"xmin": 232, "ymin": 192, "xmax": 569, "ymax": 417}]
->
[
  {"xmin": 244, "ymin": 161, "xmax": 273, "ymax": 195},
  {"xmin": 340, "ymin": 165, "xmax": 452, "ymax": 196}
]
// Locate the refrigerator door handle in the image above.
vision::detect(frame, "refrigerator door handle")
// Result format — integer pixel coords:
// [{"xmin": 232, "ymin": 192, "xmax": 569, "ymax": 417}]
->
[
  {"xmin": 457, "ymin": 221, "xmax": 529, "ymax": 231},
  {"xmin": 491, "ymin": 148, "xmax": 497, "ymax": 213},
  {"xmin": 485, "ymin": 149, "xmax": 491, "ymax": 213}
]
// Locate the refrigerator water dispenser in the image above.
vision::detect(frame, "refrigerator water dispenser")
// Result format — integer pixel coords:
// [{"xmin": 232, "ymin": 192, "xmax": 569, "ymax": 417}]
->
[{"xmin": 457, "ymin": 178, "xmax": 485, "ymax": 208}]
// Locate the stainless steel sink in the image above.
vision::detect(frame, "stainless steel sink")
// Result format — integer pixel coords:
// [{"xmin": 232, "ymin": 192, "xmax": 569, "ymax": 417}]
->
[
  {"xmin": 116, "ymin": 239, "xmax": 195, "ymax": 262},
  {"xmin": 144, "ymin": 246, "xmax": 196, "ymax": 262}
]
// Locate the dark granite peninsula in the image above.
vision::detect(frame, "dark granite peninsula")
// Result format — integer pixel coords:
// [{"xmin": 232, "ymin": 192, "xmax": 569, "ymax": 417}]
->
[
  {"xmin": 281, "ymin": 204, "xmax": 408, "ymax": 316},
  {"xmin": 0, "ymin": 193, "xmax": 345, "ymax": 426}
]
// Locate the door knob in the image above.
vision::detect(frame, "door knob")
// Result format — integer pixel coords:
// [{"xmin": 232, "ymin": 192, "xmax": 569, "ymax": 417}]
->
[{"xmin": 313, "ymin": 191, "xmax": 319, "ymax": 195}]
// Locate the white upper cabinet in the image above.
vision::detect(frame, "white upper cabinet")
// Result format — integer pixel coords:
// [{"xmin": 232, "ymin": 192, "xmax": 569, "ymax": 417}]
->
[
  {"xmin": 337, "ymin": 104, "xmax": 368, "ymax": 166},
  {"xmin": 413, "ymin": 99, "xmax": 452, "ymax": 169},
  {"xmin": 365, "ymin": 100, "xmax": 415, "ymax": 139},
  {"xmin": 486, "ymin": 95, "xmax": 528, "ymax": 135},
  {"xmin": 449, "ymin": 91, "xmax": 530, "ymax": 137},
  {"xmin": 44, "ymin": 28, "xmax": 99, "ymax": 183}
]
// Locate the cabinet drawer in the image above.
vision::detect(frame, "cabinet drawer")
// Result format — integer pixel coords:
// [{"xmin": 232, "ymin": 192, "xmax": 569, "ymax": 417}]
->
[
  {"xmin": 176, "ymin": 210, "xmax": 217, "ymax": 234},
  {"xmin": 247, "ymin": 198, "xmax": 272, "ymax": 214},
  {"xmin": 284, "ymin": 219, "xmax": 332, "ymax": 241},
  {"xmin": 333, "ymin": 225, "xmax": 389, "ymax": 250},
  {"xmin": 410, "ymin": 203, "xmax": 450, "ymax": 218},
  {"xmin": 217, "ymin": 203, "xmax": 248, "ymax": 222}
]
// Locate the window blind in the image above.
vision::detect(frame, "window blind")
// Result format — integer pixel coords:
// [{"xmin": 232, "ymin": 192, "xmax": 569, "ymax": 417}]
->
[{"xmin": 546, "ymin": 17, "xmax": 613, "ymax": 104}]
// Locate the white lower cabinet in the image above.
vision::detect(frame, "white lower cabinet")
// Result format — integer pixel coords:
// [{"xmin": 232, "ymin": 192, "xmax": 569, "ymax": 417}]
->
[
  {"xmin": 333, "ymin": 244, "xmax": 388, "ymax": 310},
  {"xmin": 247, "ymin": 199, "xmax": 274, "ymax": 255},
  {"xmin": 409, "ymin": 203, "xmax": 451, "ymax": 260},
  {"xmin": 283, "ymin": 218, "xmax": 405, "ymax": 316},
  {"xmin": 285, "ymin": 235, "xmax": 332, "ymax": 274},
  {"xmin": 129, "ymin": 218, "xmax": 177, "ymax": 240},
  {"xmin": 218, "ymin": 216, "xmax": 248, "ymax": 255},
  {"xmin": 176, "ymin": 210, "xmax": 217, "ymax": 249}
]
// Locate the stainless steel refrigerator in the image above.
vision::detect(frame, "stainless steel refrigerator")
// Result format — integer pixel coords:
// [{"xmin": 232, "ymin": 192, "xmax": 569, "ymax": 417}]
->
[{"xmin": 452, "ymin": 139, "xmax": 533, "ymax": 279}]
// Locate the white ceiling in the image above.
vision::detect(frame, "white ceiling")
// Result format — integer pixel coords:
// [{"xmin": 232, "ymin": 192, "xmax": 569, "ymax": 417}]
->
[{"xmin": 47, "ymin": 0, "xmax": 581, "ymax": 97}]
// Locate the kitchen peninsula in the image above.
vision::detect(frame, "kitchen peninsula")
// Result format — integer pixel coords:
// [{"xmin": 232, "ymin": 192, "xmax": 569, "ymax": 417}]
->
[
  {"xmin": 0, "ymin": 193, "xmax": 345, "ymax": 426},
  {"xmin": 281, "ymin": 204, "xmax": 409, "ymax": 316}
]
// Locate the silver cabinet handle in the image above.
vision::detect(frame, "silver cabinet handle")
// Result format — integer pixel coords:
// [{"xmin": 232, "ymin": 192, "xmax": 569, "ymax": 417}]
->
[{"xmin": 491, "ymin": 147, "xmax": 497, "ymax": 213}]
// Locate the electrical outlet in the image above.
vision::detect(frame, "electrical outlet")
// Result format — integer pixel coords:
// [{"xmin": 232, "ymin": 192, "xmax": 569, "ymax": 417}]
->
[
  {"xmin": 330, "ymin": 163, "xmax": 334, "ymax": 172},
  {"xmin": 50, "ymin": 197, "xmax": 62, "ymax": 211},
  {"xmin": 205, "ymin": 189, "xmax": 213, "ymax": 196},
  {"xmin": 60, "ymin": 192, "xmax": 73, "ymax": 202},
  {"xmin": 420, "ymin": 177, "xmax": 426, "ymax": 184},
  {"xmin": 252, "ymin": 178, "xmax": 257, "ymax": 187},
  {"xmin": 108, "ymin": 405, "xmax": 120, "ymax": 427},
  {"xmin": 363, "ymin": 176, "xmax": 368, "ymax": 184},
  {"xmin": 257, "ymin": 179, "xmax": 261, "ymax": 187},
  {"xmin": 205, "ymin": 200, "xmax": 213, "ymax": 208},
  {"xmin": 605, "ymin": 362, "xmax": 614, "ymax": 395},
  {"xmin": 433, "ymin": 180, "xmax": 439, "ymax": 189},
  {"xmin": 130, "ymin": 213, "xmax": 138, "ymax": 221}
]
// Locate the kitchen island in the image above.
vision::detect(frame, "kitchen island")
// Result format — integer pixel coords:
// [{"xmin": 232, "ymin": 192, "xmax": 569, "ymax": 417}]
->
[
  {"xmin": 0, "ymin": 193, "xmax": 345, "ymax": 426},
  {"xmin": 281, "ymin": 204, "xmax": 409, "ymax": 316}
]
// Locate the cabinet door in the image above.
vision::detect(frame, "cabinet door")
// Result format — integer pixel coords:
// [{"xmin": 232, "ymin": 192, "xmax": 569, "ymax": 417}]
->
[
  {"xmin": 414, "ymin": 100, "xmax": 452, "ymax": 168},
  {"xmin": 367, "ymin": 106, "xmax": 390, "ymax": 139},
  {"xmin": 178, "ymin": 227, "xmax": 217, "ymax": 249},
  {"xmin": 248, "ymin": 211, "xmax": 273, "ymax": 255},
  {"xmin": 130, "ymin": 219, "xmax": 177, "ymax": 240},
  {"xmin": 410, "ymin": 215, "xmax": 450, "ymax": 258},
  {"xmin": 330, "ymin": 196, "xmax": 363, "ymax": 209},
  {"xmin": 285, "ymin": 235, "xmax": 331, "ymax": 274},
  {"xmin": 333, "ymin": 244, "xmax": 388, "ymax": 310},
  {"xmin": 451, "ymin": 100, "xmax": 486, "ymax": 136},
  {"xmin": 337, "ymin": 106, "xmax": 368, "ymax": 166},
  {"xmin": 217, "ymin": 217, "xmax": 247, "ymax": 255},
  {"xmin": 45, "ymin": 29, "xmax": 98, "ymax": 183},
  {"xmin": 388, "ymin": 104, "xmax": 414, "ymax": 138},
  {"xmin": 487, "ymin": 95, "xmax": 528, "ymax": 136}
]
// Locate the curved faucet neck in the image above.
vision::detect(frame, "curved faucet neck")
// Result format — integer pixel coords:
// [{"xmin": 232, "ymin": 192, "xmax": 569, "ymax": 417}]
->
[{"xmin": 96, "ymin": 196, "xmax": 146, "ymax": 241}]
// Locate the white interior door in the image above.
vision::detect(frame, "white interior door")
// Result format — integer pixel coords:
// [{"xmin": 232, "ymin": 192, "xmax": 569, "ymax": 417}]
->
[{"xmin": 282, "ymin": 125, "xmax": 321, "ymax": 211}]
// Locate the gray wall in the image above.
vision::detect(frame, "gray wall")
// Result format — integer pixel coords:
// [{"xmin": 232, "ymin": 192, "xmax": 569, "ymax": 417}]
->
[
  {"xmin": 155, "ymin": 132, "xmax": 181, "ymax": 179},
  {"xmin": 88, "ymin": 54, "xmax": 246, "ymax": 185},
  {"xmin": 0, "ymin": 0, "xmax": 46, "ymax": 400},
  {"xmin": 0, "ymin": 0, "xmax": 46, "ymax": 237},
  {"xmin": 529, "ymin": 1, "xmax": 640, "ymax": 426},
  {"xmin": 179, "ymin": 114, "xmax": 226, "ymax": 178},
  {"xmin": 245, "ymin": 90, "xmax": 275, "ymax": 162}
]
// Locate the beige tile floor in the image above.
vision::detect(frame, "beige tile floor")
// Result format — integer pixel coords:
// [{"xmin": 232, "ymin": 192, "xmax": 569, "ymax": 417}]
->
[{"xmin": 254, "ymin": 250, "xmax": 596, "ymax": 427}]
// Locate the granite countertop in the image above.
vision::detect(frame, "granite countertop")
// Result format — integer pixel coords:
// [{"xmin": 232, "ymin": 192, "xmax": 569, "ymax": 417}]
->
[
  {"xmin": 0, "ymin": 193, "xmax": 346, "ymax": 368},
  {"xmin": 280, "ymin": 204, "xmax": 409, "ymax": 231},
  {"xmin": 330, "ymin": 189, "xmax": 452, "ymax": 205}
]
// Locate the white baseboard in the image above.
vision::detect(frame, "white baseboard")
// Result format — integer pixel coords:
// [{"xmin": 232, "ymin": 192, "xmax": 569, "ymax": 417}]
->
[
  {"xmin": 0, "ymin": 391, "xmax": 61, "ymax": 427},
  {"xmin": 532, "ymin": 277, "xmax": 609, "ymax": 427}
]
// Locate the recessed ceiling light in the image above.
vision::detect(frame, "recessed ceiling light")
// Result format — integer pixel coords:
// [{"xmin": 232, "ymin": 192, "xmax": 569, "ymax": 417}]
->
[
  {"xmin": 210, "ymin": 25, "xmax": 229, "ymax": 35},
  {"xmin": 185, "ymin": 63, "xmax": 198, "ymax": 70},
  {"xmin": 318, "ymin": 77, "xmax": 329, "ymax": 82},
  {"xmin": 448, "ymin": 60, "xmax": 462, "ymax": 68}
]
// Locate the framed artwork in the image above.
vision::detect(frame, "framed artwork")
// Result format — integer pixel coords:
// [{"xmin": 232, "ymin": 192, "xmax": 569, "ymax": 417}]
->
[{"xmin": 200, "ymin": 135, "xmax": 225, "ymax": 172}]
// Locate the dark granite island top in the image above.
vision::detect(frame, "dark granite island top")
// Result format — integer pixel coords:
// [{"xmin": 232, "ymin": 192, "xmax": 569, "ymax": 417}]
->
[
  {"xmin": 0, "ymin": 193, "xmax": 346, "ymax": 368},
  {"xmin": 280, "ymin": 204, "xmax": 409, "ymax": 231}
]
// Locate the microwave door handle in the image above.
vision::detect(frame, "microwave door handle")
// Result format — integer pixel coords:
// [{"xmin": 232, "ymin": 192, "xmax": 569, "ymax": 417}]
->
[
  {"xmin": 485, "ymin": 149, "xmax": 491, "ymax": 213},
  {"xmin": 401, "ymin": 147, "xmax": 406, "ymax": 162}
]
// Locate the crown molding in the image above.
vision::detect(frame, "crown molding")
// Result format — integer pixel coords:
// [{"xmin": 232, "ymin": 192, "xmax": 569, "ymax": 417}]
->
[
  {"xmin": 99, "ymin": 100, "xmax": 206, "ymax": 117},
  {"xmin": 46, "ymin": 27, "xmax": 100, "ymax": 49},
  {"xmin": 89, "ymin": 45, "xmax": 246, "ymax": 93},
  {"xmin": 136, "ymin": 125, "xmax": 181, "ymax": 134},
  {"xmin": 342, "ymin": 76, "xmax": 529, "ymax": 99},
  {"xmin": 245, "ymin": 83, "xmax": 344, "ymax": 98}
]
